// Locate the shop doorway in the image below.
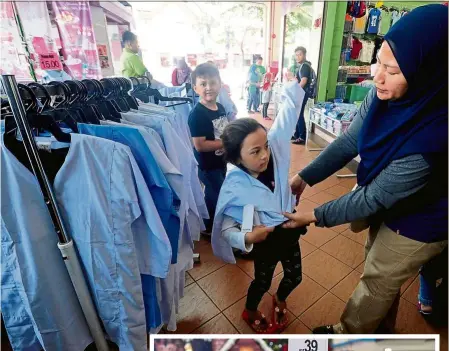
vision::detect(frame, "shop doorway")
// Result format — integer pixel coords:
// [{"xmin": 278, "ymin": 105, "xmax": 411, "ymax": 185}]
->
[
  {"xmin": 281, "ymin": 2, "xmax": 325, "ymax": 83},
  {"xmin": 132, "ymin": 1, "xmax": 267, "ymax": 107}
]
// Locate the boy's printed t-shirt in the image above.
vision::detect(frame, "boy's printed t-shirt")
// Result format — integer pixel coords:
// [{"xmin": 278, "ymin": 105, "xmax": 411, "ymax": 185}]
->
[
  {"xmin": 367, "ymin": 8, "xmax": 381, "ymax": 34},
  {"xmin": 188, "ymin": 102, "xmax": 228, "ymax": 170}
]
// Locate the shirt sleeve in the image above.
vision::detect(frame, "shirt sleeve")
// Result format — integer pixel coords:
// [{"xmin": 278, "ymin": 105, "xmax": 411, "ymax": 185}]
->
[
  {"xmin": 300, "ymin": 64, "xmax": 311, "ymax": 81},
  {"xmin": 222, "ymin": 215, "xmax": 253, "ymax": 252},
  {"xmin": 314, "ymin": 154, "xmax": 431, "ymax": 228},
  {"xmin": 129, "ymin": 54, "xmax": 148, "ymax": 76},
  {"xmin": 188, "ymin": 109, "xmax": 211, "ymax": 138},
  {"xmin": 299, "ymin": 87, "xmax": 376, "ymax": 186}
]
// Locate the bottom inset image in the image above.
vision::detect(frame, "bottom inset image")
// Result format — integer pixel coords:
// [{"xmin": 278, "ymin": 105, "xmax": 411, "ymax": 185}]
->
[{"xmin": 152, "ymin": 338, "xmax": 438, "ymax": 351}]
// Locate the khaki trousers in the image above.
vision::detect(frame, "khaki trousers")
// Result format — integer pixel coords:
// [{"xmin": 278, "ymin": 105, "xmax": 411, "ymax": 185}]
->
[{"xmin": 334, "ymin": 223, "xmax": 447, "ymax": 334}]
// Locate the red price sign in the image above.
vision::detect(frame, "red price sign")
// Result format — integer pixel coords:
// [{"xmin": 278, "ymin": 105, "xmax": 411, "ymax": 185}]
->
[{"xmin": 39, "ymin": 52, "xmax": 62, "ymax": 71}]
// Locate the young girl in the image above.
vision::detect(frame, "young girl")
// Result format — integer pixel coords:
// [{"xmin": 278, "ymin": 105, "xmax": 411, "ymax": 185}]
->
[
  {"xmin": 211, "ymin": 81, "xmax": 306, "ymax": 333},
  {"xmin": 261, "ymin": 72, "xmax": 273, "ymax": 120}
]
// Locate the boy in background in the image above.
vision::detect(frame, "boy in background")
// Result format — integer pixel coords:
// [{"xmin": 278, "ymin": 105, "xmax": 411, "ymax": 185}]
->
[{"xmin": 188, "ymin": 63, "xmax": 229, "ymax": 233}]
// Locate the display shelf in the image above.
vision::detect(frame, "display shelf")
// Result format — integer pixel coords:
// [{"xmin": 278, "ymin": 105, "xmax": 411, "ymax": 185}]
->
[{"xmin": 306, "ymin": 107, "xmax": 357, "ymax": 178}]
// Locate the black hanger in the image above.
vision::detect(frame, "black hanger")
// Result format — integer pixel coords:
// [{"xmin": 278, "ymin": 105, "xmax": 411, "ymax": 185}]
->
[
  {"xmin": 43, "ymin": 81, "xmax": 79, "ymax": 133},
  {"xmin": 64, "ymin": 80, "xmax": 100, "ymax": 124},
  {"xmin": 20, "ymin": 84, "xmax": 71, "ymax": 143},
  {"xmin": 118, "ymin": 77, "xmax": 139, "ymax": 110},
  {"xmin": 82, "ymin": 79, "xmax": 121, "ymax": 122}
]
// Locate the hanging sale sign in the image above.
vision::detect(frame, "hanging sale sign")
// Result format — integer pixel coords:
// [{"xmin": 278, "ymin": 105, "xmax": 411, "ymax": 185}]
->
[
  {"xmin": 51, "ymin": 1, "xmax": 101, "ymax": 79},
  {"xmin": 39, "ymin": 52, "xmax": 62, "ymax": 70}
]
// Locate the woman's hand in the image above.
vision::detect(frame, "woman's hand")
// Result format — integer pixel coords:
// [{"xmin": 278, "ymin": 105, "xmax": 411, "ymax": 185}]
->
[
  {"xmin": 282, "ymin": 211, "xmax": 317, "ymax": 229},
  {"xmin": 290, "ymin": 174, "xmax": 308, "ymax": 204},
  {"xmin": 245, "ymin": 225, "xmax": 275, "ymax": 244}
]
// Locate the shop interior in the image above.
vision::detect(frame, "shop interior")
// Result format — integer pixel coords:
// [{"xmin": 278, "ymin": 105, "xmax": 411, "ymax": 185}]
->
[{"xmin": 1, "ymin": 1, "xmax": 447, "ymax": 351}]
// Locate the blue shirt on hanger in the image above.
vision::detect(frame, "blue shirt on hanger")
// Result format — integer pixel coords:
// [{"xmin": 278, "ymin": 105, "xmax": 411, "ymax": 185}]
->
[
  {"xmin": 1, "ymin": 140, "xmax": 93, "ymax": 351},
  {"xmin": 367, "ymin": 8, "xmax": 382, "ymax": 34},
  {"xmin": 77, "ymin": 123, "xmax": 180, "ymax": 264}
]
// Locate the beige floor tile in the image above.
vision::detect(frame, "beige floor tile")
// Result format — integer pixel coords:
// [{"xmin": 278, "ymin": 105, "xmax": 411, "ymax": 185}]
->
[
  {"xmin": 174, "ymin": 283, "xmax": 220, "ymax": 333},
  {"xmin": 197, "ymin": 264, "xmax": 252, "ymax": 310},
  {"xmin": 282, "ymin": 319, "xmax": 312, "ymax": 334},
  {"xmin": 394, "ymin": 297, "xmax": 437, "ymax": 334},
  {"xmin": 193, "ymin": 313, "xmax": 238, "ymax": 334},
  {"xmin": 321, "ymin": 235, "xmax": 365, "ymax": 268},
  {"xmin": 355, "ymin": 260, "xmax": 365, "ymax": 274},
  {"xmin": 401, "ymin": 275, "xmax": 420, "ymax": 305},
  {"xmin": 300, "ymin": 186, "xmax": 321, "ymax": 199},
  {"xmin": 312, "ymin": 176, "xmax": 341, "ymax": 192},
  {"xmin": 185, "ymin": 272, "xmax": 194, "ymax": 287},
  {"xmin": 189, "ymin": 242, "xmax": 226, "ymax": 280},
  {"xmin": 400, "ymin": 271, "xmax": 419, "ymax": 295},
  {"xmin": 326, "ymin": 184, "xmax": 351, "ymax": 197},
  {"xmin": 301, "ymin": 225, "xmax": 338, "ymax": 248},
  {"xmin": 302, "ymin": 250, "xmax": 352, "ymax": 290},
  {"xmin": 339, "ymin": 177, "xmax": 358, "ymax": 189},
  {"xmin": 330, "ymin": 223, "xmax": 350, "ymax": 234},
  {"xmin": 296, "ymin": 199, "xmax": 319, "ymax": 213},
  {"xmin": 300, "ymin": 239, "xmax": 317, "ymax": 259},
  {"xmin": 307, "ymin": 191, "xmax": 339, "ymax": 206},
  {"xmin": 269, "ymin": 273, "xmax": 327, "ymax": 317},
  {"xmin": 330, "ymin": 270, "xmax": 361, "ymax": 303},
  {"xmin": 341, "ymin": 228, "xmax": 368, "ymax": 246},
  {"xmin": 299, "ymin": 292, "xmax": 346, "ymax": 330}
]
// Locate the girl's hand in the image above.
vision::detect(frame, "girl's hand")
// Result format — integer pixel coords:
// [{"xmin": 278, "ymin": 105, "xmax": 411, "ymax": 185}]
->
[
  {"xmin": 282, "ymin": 211, "xmax": 317, "ymax": 229},
  {"xmin": 245, "ymin": 225, "xmax": 275, "ymax": 244}
]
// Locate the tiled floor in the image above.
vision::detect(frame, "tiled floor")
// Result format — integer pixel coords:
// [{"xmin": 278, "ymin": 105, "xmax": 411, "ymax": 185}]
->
[{"xmin": 170, "ymin": 111, "xmax": 447, "ymax": 349}]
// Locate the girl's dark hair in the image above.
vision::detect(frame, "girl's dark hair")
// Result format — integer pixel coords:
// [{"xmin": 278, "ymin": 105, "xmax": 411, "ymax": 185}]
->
[{"xmin": 221, "ymin": 118, "xmax": 266, "ymax": 165}]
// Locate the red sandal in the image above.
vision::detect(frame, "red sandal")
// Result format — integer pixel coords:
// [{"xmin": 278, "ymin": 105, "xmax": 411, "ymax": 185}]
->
[
  {"xmin": 272, "ymin": 295, "xmax": 289, "ymax": 332},
  {"xmin": 242, "ymin": 309, "xmax": 276, "ymax": 334}
]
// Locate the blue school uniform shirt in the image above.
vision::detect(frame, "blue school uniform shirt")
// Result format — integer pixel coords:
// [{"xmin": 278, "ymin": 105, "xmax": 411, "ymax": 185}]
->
[
  {"xmin": 367, "ymin": 8, "xmax": 381, "ymax": 34},
  {"xmin": 119, "ymin": 110, "xmax": 198, "ymax": 331},
  {"xmin": 1, "ymin": 140, "xmax": 93, "ymax": 351},
  {"xmin": 121, "ymin": 110, "xmax": 205, "ymax": 244},
  {"xmin": 53, "ymin": 133, "xmax": 163, "ymax": 348},
  {"xmin": 77, "ymin": 123, "xmax": 179, "ymax": 264},
  {"xmin": 77, "ymin": 124, "xmax": 180, "ymax": 330},
  {"xmin": 212, "ymin": 81, "xmax": 305, "ymax": 263}
]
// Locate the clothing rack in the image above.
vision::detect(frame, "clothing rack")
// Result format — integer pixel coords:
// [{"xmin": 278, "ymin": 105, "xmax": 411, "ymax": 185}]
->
[{"xmin": 1, "ymin": 75, "xmax": 110, "ymax": 351}]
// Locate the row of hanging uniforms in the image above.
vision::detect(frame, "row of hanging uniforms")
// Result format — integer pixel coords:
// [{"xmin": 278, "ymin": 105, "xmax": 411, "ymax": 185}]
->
[{"xmin": 1, "ymin": 87, "xmax": 208, "ymax": 351}]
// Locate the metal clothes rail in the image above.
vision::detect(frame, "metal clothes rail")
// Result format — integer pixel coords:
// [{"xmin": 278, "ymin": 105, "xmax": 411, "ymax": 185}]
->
[{"xmin": 1, "ymin": 75, "xmax": 110, "ymax": 351}]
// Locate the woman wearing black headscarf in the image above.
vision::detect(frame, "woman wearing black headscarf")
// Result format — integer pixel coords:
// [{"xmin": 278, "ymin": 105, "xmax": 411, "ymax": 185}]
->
[{"xmin": 283, "ymin": 4, "xmax": 448, "ymax": 334}]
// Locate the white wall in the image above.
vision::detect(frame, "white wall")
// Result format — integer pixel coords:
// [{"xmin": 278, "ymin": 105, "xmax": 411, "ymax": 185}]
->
[{"xmin": 90, "ymin": 6, "xmax": 115, "ymax": 77}]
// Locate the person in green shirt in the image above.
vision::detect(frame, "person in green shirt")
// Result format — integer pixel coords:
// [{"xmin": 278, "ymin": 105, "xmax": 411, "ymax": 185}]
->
[
  {"xmin": 120, "ymin": 31, "xmax": 154, "ymax": 80},
  {"xmin": 246, "ymin": 56, "xmax": 266, "ymax": 113}
]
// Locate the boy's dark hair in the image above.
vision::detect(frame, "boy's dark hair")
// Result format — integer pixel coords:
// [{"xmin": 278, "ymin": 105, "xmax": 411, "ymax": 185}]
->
[
  {"xmin": 256, "ymin": 56, "xmax": 263, "ymax": 61},
  {"xmin": 221, "ymin": 118, "xmax": 266, "ymax": 165},
  {"xmin": 122, "ymin": 31, "xmax": 137, "ymax": 44},
  {"xmin": 294, "ymin": 46, "xmax": 307, "ymax": 55},
  {"xmin": 191, "ymin": 63, "xmax": 221, "ymax": 85}
]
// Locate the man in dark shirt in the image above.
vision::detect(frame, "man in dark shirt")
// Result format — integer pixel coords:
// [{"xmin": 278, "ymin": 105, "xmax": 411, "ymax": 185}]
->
[
  {"xmin": 292, "ymin": 46, "xmax": 312, "ymax": 144},
  {"xmin": 188, "ymin": 63, "xmax": 229, "ymax": 233}
]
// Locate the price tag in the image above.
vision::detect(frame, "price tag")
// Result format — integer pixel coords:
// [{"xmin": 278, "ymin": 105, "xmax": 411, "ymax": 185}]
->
[
  {"xmin": 39, "ymin": 52, "xmax": 62, "ymax": 71},
  {"xmin": 288, "ymin": 339, "xmax": 328, "ymax": 351}
]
